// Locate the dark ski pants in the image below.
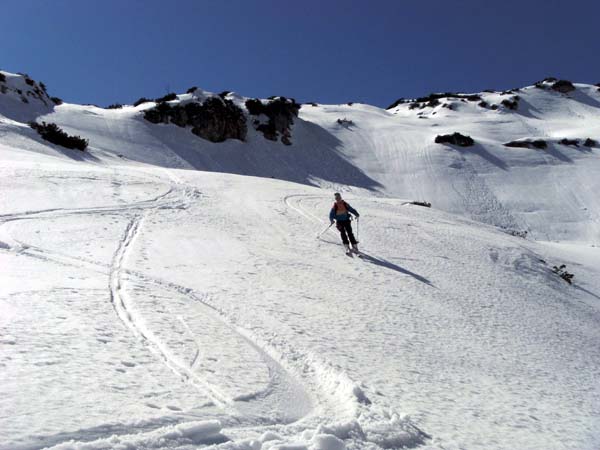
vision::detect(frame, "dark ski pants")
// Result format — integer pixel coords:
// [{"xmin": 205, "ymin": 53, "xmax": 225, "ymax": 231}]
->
[{"xmin": 336, "ymin": 219, "xmax": 357, "ymax": 246}]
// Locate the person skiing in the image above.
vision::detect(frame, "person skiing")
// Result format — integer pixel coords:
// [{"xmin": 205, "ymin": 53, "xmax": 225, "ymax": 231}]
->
[{"xmin": 329, "ymin": 192, "xmax": 360, "ymax": 254}]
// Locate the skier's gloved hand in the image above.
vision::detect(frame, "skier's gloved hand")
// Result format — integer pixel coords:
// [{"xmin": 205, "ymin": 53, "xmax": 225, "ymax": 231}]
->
[{"xmin": 330, "ymin": 220, "xmax": 334, "ymax": 225}]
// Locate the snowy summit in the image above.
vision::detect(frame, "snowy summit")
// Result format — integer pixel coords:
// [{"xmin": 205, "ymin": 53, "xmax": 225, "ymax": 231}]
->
[{"xmin": 1, "ymin": 69, "xmax": 600, "ymax": 450}]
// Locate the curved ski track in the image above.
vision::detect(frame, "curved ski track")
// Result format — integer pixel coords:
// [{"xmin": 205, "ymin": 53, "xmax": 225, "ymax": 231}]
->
[{"xmin": 2, "ymin": 177, "xmax": 430, "ymax": 449}]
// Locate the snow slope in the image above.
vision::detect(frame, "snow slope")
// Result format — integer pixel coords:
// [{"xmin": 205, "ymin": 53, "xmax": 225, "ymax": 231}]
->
[{"xmin": 1, "ymin": 70, "xmax": 600, "ymax": 449}]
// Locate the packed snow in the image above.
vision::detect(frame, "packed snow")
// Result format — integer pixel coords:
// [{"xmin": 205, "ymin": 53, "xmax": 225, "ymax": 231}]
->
[{"xmin": 1, "ymin": 70, "xmax": 600, "ymax": 449}]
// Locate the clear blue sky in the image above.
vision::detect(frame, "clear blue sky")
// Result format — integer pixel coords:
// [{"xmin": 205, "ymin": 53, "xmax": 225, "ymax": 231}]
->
[{"xmin": 2, "ymin": 0, "xmax": 599, "ymax": 108}]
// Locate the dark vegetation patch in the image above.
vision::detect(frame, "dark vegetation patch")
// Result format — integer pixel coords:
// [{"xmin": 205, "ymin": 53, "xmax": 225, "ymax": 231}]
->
[
  {"xmin": 552, "ymin": 264, "xmax": 574, "ymax": 284},
  {"xmin": 133, "ymin": 97, "xmax": 152, "ymax": 107},
  {"xmin": 106, "ymin": 103, "xmax": 123, "ymax": 109},
  {"xmin": 505, "ymin": 229, "xmax": 528, "ymax": 239},
  {"xmin": 551, "ymin": 79, "xmax": 575, "ymax": 93},
  {"xmin": 144, "ymin": 97, "xmax": 247, "ymax": 143},
  {"xmin": 504, "ymin": 139, "xmax": 547, "ymax": 149},
  {"xmin": 154, "ymin": 92, "xmax": 177, "ymax": 103},
  {"xmin": 29, "ymin": 121, "xmax": 88, "ymax": 151},
  {"xmin": 410, "ymin": 201, "xmax": 431, "ymax": 208},
  {"xmin": 245, "ymin": 97, "xmax": 300, "ymax": 145},
  {"xmin": 434, "ymin": 132, "xmax": 474, "ymax": 147},
  {"xmin": 559, "ymin": 138, "xmax": 579, "ymax": 147},
  {"xmin": 387, "ymin": 92, "xmax": 481, "ymax": 110},
  {"xmin": 337, "ymin": 118, "xmax": 353, "ymax": 126},
  {"xmin": 501, "ymin": 96, "xmax": 519, "ymax": 110}
]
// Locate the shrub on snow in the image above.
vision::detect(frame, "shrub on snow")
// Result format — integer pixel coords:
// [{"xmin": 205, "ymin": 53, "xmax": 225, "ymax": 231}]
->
[{"xmin": 29, "ymin": 121, "xmax": 88, "ymax": 151}]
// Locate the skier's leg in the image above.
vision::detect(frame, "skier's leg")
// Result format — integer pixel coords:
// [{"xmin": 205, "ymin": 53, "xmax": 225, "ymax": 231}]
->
[
  {"xmin": 336, "ymin": 221, "xmax": 349, "ymax": 245},
  {"xmin": 345, "ymin": 221, "xmax": 357, "ymax": 246}
]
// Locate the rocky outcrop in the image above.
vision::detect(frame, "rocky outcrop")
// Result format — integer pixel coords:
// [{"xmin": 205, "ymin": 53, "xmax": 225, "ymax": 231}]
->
[
  {"xmin": 551, "ymin": 80, "xmax": 575, "ymax": 93},
  {"xmin": 245, "ymin": 97, "xmax": 300, "ymax": 145},
  {"xmin": 144, "ymin": 97, "xmax": 247, "ymax": 143},
  {"xmin": 0, "ymin": 70, "xmax": 58, "ymax": 121},
  {"xmin": 388, "ymin": 92, "xmax": 481, "ymax": 110},
  {"xmin": 501, "ymin": 96, "xmax": 519, "ymax": 110},
  {"xmin": 434, "ymin": 132, "xmax": 474, "ymax": 147},
  {"xmin": 505, "ymin": 139, "xmax": 547, "ymax": 149}
]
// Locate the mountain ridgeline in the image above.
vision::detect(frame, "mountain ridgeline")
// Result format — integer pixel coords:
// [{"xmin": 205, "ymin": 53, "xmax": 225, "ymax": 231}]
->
[{"xmin": 1, "ymin": 69, "xmax": 600, "ymax": 244}]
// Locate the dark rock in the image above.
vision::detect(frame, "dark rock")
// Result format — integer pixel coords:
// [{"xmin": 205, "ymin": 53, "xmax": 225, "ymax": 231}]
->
[
  {"xmin": 583, "ymin": 138, "xmax": 597, "ymax": 147},
  {"xmin": 478, "ymin": 101, "xmax": 489, "ymax": 108},
  {"xmin": 386, "ymin": 98, "xmax": 408, "ymax": 109},
  {"xmin": 218, "ymin": 91, "xmax": 232, "ymax": 99},
  {"xmin": 189, "ymin": 97, "xmax": 247, "ymax": 142},
  {"xmin": 501, "ymin": 97, "xmax": 519, "ymax": 110},
  {"xmin": 186, "ymin": 86, "xmax": 198, "ymax": 94},
  {"xmin": 434, "ymin": 132, "xmax": 474, "ymax": 147},
  {"xmin": 551, "ymin": 80, "xmax": 575, "ymax": 93},
  {"xmin": 559, "ymin": 138, "xmax": 579, "ymax": 147},
  {"xmin": 491, "ymin": 104, "xmax": 499, "ymax": 110},
  {"xmin": 410, "ymin": 201, "xmax": 431, "ymax": 207},
  {"xmin": 133, "ymin": 97, "xmax": 152, "ymax": 107},
  {"xmin": 245, "ymin": 97, "xmax": 300, "ymax": 145},
  {"xmin": 387, "ymin": 93, "xmax": 480, "ymax": 110},
  {"xmin": 106, "ymin": 103, "xmax": 123, "ymax": 109},
  {"xmin": 155, "ymin": 93, "xmax": 177, "ymax": 103},
  {"xmin": 51, "ymin": 96, "xmax": 63, "ymax": 105},
  {"xmin": 0, "ymin": 73, "xmax": 5, "ymax": 83},
  {"xmin": 144, "ymin": 97, "xmax": 247, "ymax": 143},
  {"xmin": 505, "ymin": 139, "xmax": 547, "ymax": 149}
]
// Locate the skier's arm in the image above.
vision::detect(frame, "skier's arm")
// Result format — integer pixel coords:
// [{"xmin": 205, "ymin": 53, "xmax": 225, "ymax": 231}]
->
[
  {"xmin": 347, "ymin": 204, "xmax": 359, "ymax": 217},
  {"xmin": 329, "ymin": 208, "xmax": 335, "ymax": 223}
]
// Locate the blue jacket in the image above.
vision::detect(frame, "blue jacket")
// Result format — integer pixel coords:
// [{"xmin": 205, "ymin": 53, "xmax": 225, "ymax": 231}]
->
[{"xmin": 329, "ymin": 201, "xmax": 359, "ymax": 222}]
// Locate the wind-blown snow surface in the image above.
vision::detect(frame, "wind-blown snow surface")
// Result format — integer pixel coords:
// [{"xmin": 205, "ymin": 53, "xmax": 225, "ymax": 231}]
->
[{"xmin": 1, "ymin": 71, "xmax": 600, "ymax": 449}]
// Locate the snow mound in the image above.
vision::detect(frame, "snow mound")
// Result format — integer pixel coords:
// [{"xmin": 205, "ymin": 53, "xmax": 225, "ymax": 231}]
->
[{"xmin": 44, "ymin": 420, "xmax": 224, "ymax": 449}]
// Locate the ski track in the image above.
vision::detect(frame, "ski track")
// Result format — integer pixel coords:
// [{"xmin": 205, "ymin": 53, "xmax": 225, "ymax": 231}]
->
[{"xmin": 2, "ymin": 177, "xmax": 431, "ymax": 449}]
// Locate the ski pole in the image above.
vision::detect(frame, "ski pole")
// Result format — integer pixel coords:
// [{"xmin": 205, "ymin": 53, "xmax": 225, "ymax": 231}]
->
[
  {"xmin": 356, "ymin": 216, "xmax": 359, "ymax": 241},
  {"xmin": 316, "ymin": 222, "xmax": 333, "ymax": 239}
]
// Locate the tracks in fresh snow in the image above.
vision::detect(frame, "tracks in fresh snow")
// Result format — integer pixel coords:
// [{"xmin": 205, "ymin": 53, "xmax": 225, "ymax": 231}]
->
[
  {"xmin": 3, "ymin": 177, "xmax": 429, "ymax": 448},
  {"xmin": 1, "ymin": 174, "xmax": 317, "ymax": 446},
  {"xmin": 108, "ymin": 213, "xmax": 235, "ymax": 408}
]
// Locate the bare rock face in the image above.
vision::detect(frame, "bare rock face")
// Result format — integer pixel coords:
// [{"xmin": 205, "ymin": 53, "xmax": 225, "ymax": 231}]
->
[
  {"xmin": 188, "ymin": 98, "xmax": 247, "ymax": 142},
  {"xmin": 551, "ymin": 80, "xmax": 575, "ymax": 93},
  {"xmin": 144, "ymin": 97, "xmax": 247, "ymax": 143},
  {"xmin": 245, "ymin": 97, "xmax": 300, "ymax": 145}
]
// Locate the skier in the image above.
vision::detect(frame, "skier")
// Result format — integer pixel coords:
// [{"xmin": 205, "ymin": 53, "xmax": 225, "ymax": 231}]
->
[{"xmin": 329, "ymin": 192, "xmax": 360, "ymax": 254}]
